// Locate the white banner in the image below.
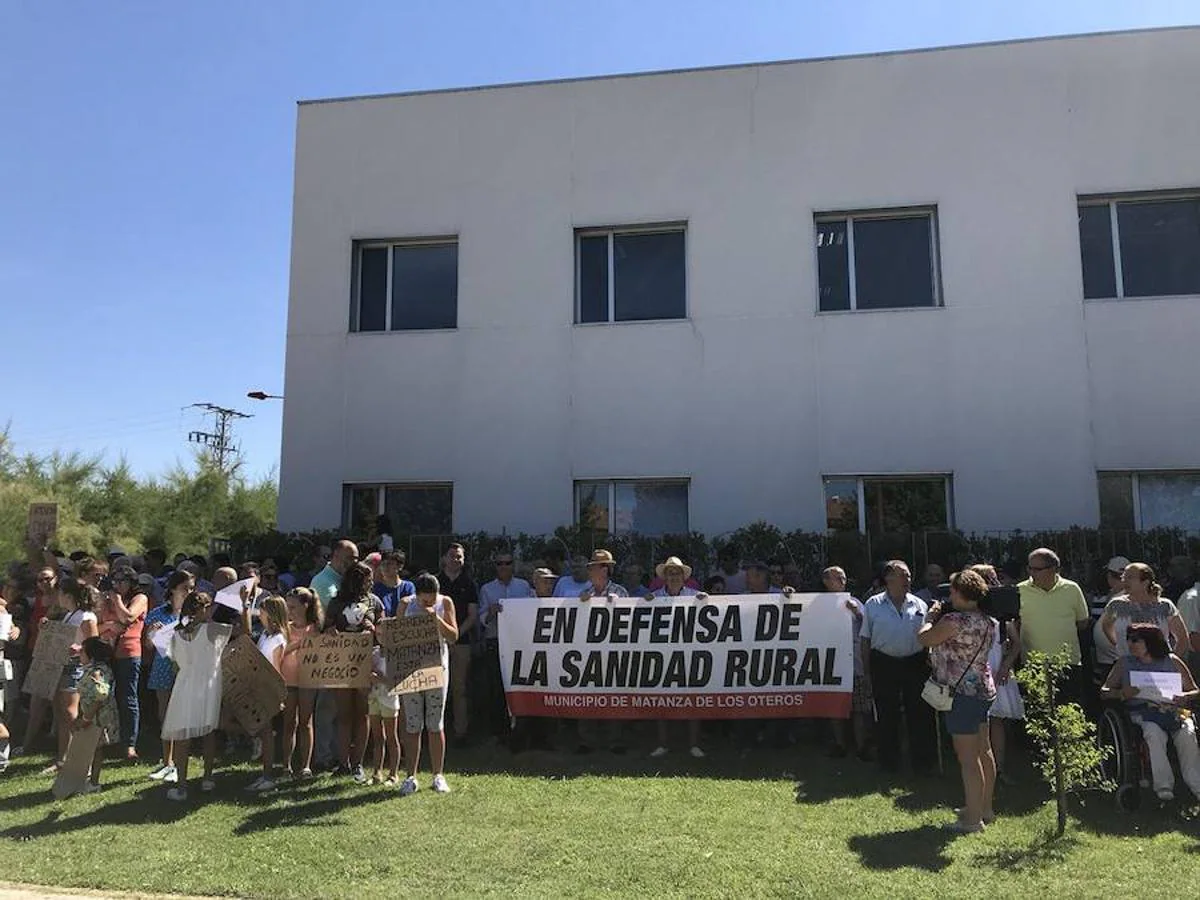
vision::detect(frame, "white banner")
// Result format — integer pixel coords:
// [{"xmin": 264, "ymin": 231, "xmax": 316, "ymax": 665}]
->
[{"xmin": 498, "ymin": 593, "xmax": 854, "ymax": 720}]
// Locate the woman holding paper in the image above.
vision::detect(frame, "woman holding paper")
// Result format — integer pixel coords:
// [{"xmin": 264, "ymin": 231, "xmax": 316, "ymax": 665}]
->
[
  {"xmin": 1102, "ymin": 623, "xmax": 1200, "ymax": 807},
  {"xmin": 143, "ymin": 570, "xmax": 193, "ymax": 784}
]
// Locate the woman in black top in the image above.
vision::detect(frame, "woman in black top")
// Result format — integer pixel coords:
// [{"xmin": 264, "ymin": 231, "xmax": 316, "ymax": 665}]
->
[{"xmin": 324, "ymin": 563, "xmax": 383, "ymax": 781}]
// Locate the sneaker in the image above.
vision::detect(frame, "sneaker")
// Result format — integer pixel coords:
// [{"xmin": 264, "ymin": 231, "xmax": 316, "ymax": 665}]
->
[
  {"xmin": 166, "ymin": 787, "xmax": 188, "ymax": 802},
  {"xmin": 200, "ymin": 778, "xmax": 216, "ymax": 793},
  {"xmin": 245, "ymin": 775, "xmax": 269, "ymax": 793},
  {"xmin": 384, "ymin": 776, "xmax": 398, "ymax": 787},
  {"xmin": 80, "ymin": 782, "xmax": 102, "ymax": 796},
  {"xmin": 352, "ymin": 765, "xmax": 367, "ymax": 784},
  {"xmin": 148, "ymin": 764, "xmax": 176, "ymax": 781},
  {"xmin": 399, "ymin": 776, "xmax": 419, "ymax": 797},
  {"xmin": 251, "ymin": 776, "xmax": 276, "ymax": 793},
  {"xmin": 432, "ymin": 774, "xmax": 450, "ymax": 794},
  {"xmin": 39, "ymin": 762, "xmax": 61, "ymax": 777},
  {"xmin": 10, "ymin": 746, "xmax": 23, "ymax": 758},
  {"xmin": 125, "ymin": 748, "xmax": 140, "ymax": 763},
  {"xmin": 689, "ymin": 746, "xmax": 706, "ymax": 759},
  {"xmin": 298, "ymin": 768, "xmax": 314, "ymax": 780},
  {"xmin": 163, "ymin": 767, "xmax": 179, "ymax": 784},
  {"xmin": 649, "ymin": 746, "xmax": 669, "ymax": 759}
]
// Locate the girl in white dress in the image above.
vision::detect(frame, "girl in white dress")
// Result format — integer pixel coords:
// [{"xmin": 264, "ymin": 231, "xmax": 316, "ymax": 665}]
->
[{"xmin": 161, "ymin": 592, "xmax": 232, "ymax": 801}]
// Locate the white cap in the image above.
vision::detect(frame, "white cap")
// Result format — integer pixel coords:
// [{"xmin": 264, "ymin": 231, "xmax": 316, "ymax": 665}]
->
[{"xmin": 1106, "ymin": 556, "xmax": 1131, "ymax": 574}]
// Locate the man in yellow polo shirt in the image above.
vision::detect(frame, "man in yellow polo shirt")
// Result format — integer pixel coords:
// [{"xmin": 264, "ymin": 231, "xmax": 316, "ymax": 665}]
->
[{"xmin": 1019, "ymin": 547, "xmax": 1089, "ymax": 705}]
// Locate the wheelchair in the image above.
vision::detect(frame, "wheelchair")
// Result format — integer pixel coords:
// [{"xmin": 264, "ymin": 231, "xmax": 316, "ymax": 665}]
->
[{"xmin": 1098, "ymin": 702, "xmax": 1149, "ymax": 811}]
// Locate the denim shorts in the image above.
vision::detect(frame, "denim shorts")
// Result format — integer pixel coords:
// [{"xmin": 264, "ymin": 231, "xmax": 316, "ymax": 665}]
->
[
  {"xmin": 57, "ymin": 660, "xmax": 84, "ymax": 694},
  {"xmin": 945, "ymin": 692, "xmax": 993, "ymax": 735}
]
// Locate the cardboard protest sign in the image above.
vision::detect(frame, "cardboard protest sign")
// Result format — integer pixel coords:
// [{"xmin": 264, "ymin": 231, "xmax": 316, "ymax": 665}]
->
[
  {"xmin": 221, "ymin": 635, "xmax": 286, "ymax": 736},
  {"xmin": 377, "ymin": 616, "xmax": 445, "ymax": 696},
  {"xmin": 499, "ymin": 594, "xmax": 855, "ymax": 720},
  {"xmin": 26, "ymin": 503, "xmax": 58, "ymax": 548},
  {"xmin": 23, "ymin": 620, "xmax": 76, "ymax": 699},
  {"xmin": 53, "ymin": 725, "xmax": 101, "ymax": 799},
  {"xmin": 295, "ymin": 632, "xmax": 373, "ymax": 690}
]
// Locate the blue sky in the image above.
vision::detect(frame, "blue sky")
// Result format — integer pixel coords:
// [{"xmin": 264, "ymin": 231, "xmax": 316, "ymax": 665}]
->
[{"xmin": 2, "ymin": 0, "xmax": 1196, "ymax": 481}]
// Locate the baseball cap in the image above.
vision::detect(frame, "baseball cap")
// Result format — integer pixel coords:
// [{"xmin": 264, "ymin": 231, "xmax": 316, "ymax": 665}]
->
[{"xmin": 1106, "ymin": 556, "xmax": 1131, "ymax": 574}]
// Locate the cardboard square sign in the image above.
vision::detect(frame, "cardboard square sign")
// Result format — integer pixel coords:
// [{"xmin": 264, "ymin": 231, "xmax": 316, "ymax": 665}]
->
[
  {"xmin": 221, "ymin": 635, "xmax": 286, "ymax": 736},
  {"xmin": 377, "ymin": 616, "xmax": 445, "ymax": 696}
]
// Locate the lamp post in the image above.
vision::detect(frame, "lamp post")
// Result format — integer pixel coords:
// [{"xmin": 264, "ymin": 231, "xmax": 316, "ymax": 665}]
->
[{"xmin": 246, "ymin": 391, "xmax": 284, "ymax": 401}]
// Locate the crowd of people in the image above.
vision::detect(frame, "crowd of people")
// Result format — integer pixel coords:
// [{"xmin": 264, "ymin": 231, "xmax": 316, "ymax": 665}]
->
[{"xmin": 1, "ymin": 535, "xmax": 1199, "ymax": 833}]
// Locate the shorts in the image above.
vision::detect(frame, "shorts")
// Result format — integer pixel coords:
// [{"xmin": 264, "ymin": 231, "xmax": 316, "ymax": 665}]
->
[
  {"xmin": 367, "ymin": 683, "xmax": 400, "ymax": 719},
  {"xmin": 402, "ymin": 684, "xmax": 448, "ymax": 735},
  {"xmin": 58, "ymin": 660, "xmax": 84, "ymax": 694},
  {"xmin": 945, "ymin": 692, "xmax": 994, "ymax": 735},
  {"xmin": 851, "ymin": 675, "xmax": 873, "ymax": 715}
]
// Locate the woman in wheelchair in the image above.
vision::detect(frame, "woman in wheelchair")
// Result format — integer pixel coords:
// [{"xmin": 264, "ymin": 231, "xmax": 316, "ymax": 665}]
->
[{"xmin": 1101, "ymin": 623, "xmax": 1200, "ymax": 807}]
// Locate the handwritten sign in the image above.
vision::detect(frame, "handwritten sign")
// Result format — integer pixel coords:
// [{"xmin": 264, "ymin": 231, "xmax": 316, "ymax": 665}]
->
[
  {"xmin": 221, "ymin": 636, "xmax": 286, "ymax": 735},
  {"xmin": 377, "ymin": 616, "xmax": 445, "ymax": 696},
  {"xmin": 27, "ymin": 503, "xmax": 58, "ymax": 548},
  {"xmin": 23, "ymin": 621, "xmax": 76, "ymax": 699},
  {"xmin": 295, "ymin": 632, "xmax": 373, "ymax": 690}
]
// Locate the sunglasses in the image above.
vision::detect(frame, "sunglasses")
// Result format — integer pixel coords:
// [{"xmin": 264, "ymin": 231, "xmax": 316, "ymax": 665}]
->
[
  {"xmin": 496, "ymin": 560, "xmax": 514, "ymax": 566},
  {"xmin": 37, "ymin": 576, "xmax": 55, "ymax": 583},
  {"xmin": 1027, "ymin": 565, "xmax": 1054, "ymax": 572}
]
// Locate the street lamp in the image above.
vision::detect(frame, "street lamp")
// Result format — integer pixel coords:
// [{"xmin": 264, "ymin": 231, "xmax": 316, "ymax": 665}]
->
[{"xmin": 246, "ymin": 391, "xmax": 284, "ymax": 401}]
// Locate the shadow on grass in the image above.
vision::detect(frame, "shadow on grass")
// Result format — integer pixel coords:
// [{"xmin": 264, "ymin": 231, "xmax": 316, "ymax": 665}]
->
[
  {"xmin": 846, "ymin": 824, "xmax": 956, "ymax": 872},
  {"xmin": 1067, "ymin": 790, "xmax": 1200, "ymax": 840},
  {"xmin": 973, "ymin": 829, "xmax": 1081, "ymax": 872},
  {"xmin": 0, "ymin": 785, "xmax": 190, "ymax": 841},
  {"xmin": 232, "ymin": 788, "xmax": 398, "ymax": 835}
]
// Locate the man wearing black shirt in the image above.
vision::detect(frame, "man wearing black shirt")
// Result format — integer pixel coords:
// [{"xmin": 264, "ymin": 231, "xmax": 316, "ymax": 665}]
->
[{"xmin": 440, "ymin": 543, "xmax": 478, "ymax": 743}]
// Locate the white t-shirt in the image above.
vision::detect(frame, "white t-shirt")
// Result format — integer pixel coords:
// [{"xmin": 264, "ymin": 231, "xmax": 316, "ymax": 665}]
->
[
  {"xmin": 257, "ymin": 630, "xmax": 287, "ymax": 672},
  {"xmin": 63, "ymin": 609, "xmax": 98, "ymax": 645}
]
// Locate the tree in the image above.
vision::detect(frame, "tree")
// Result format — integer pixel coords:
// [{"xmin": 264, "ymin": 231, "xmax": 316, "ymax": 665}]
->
[{"xmin": 1016, "ymin": 648, "xmax": 1111, "ymax": 835}]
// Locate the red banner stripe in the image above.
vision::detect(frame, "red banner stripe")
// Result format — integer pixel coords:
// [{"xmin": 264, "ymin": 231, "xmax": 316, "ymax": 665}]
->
[{"xmin": 506, "ymin": 690, "xmax": 851, "ymax": 720}]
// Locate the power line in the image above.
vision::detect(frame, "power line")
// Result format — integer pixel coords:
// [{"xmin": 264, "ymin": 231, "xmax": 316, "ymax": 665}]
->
[{"xmin": 187, "ymin": 403, "xmax": 251, "ymax": 475}]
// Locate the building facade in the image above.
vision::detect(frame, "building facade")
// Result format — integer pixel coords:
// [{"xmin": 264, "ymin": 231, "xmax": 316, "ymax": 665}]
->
[{"xmin": 279, "ymin": 27, "xmax": 1200, "ymax": 540}]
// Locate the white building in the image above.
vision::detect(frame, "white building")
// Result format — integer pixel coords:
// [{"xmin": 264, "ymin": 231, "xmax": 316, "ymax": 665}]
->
[{"xmin": 279, "ymin": 27, "xmax": 1200, "ymax": 541}]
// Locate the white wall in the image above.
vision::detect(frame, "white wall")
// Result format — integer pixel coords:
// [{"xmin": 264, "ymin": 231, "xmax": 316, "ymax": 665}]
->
[{"xmin": 279, "ymin": 28, "xmax": 1200, "ymax": 535}]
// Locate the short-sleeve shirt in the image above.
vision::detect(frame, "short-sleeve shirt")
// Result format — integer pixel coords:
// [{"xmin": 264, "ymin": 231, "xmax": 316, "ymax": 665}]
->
[
  {"xmin": 373, "ymin": 580, "xmax": 416, "ymax": 618},
  {"xmin": 439, "ymin": 570, "xmax": 478, "ymax": 646},
  {"xmin": 930, "ymin": 611, "xmax": 996, "ymax": 699},
  {"xmin": 257, "ymin": 630, "xmax": 287, "ymax": 672},
  {"xmin": 1103, "ymin": 596, "xmax": 1180, "ymax": 657},
  {"xmin": 479, "ymin": 577, "xmax": 533, "ymax": 640},
  {"xmin": 1018, "ymin": 577, "xmax": 1088, "ymax": 665},
  {"xmin": 310, "ymin": 565, "xmax": 342, "ymax": 611},
  {"xmin": 860, "ymin": 592, "xmax": 928, "ymax": 658},
  {"xmin": 144, "ymin": 604, "xmax": 180, "ymax": 690},
  {"xmin": 1176, "ymin": 584, "xmax": 1200, "ymax": 636}
]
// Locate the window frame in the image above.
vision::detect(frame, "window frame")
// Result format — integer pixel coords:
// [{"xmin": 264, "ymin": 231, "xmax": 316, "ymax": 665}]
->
[
  {"xmin": 822, "ymin": 473, "xmax": 955, "ymax": 534},
  {"xmin": 572, "ymin": 477, "xmax": 691, "ymax": 535},
  {"xmin": 1078, "ymin": 190, "xmax": 1200, "ymax": 301},
  {"xmin": 813, "ymin": 206, "xmax": 943, "ymax": 314},
  {"xmin": 573, "ymin": 223, "xmax": 688, "ymax": 325},
  {"xmin": 1097, "ymin": 469, "xmax": 1200, "ymax": 530},
  {"xmin": 341, "ymin": 481, "xmax": 454, "ymax": 533},
  {"xmin": 349, "ymin": 236, "xmax": 460, "ymax": 333}
]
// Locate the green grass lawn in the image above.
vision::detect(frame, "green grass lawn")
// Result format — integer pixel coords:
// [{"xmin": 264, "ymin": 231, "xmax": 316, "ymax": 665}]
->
[{"xmin": 0, "ymin": 729, "xmax": 1196, "ymax": 898}]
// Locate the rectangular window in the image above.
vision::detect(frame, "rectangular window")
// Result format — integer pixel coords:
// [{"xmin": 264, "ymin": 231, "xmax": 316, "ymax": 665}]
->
[
  {"xmin": 815, "ymin": 209, "xmax": 940, "ymax": 312},
  {"xmin": 1078, "ymin": 194, "xmax": 1200, "ymax": 299},
  {"xmin": 574, "ymin": 479, "xmax": 689, "ymax": 535},
  {"xmin": 342, "ymin": 483, "xmax": 453, "ymax": 534},
  {"xmin": 352, "ymin": 239, "xmax": 458, "ymax": 331},
  {"xmin": 823, "ymin": 475, "xmax": 953, "ymax": 534},
  {"xmin": 575, "ymin": 226, "xmax": 686, "ymax": 323},
  {"xmin": 1098, "ymin": 471, "xmax": 1200, "ymax": 531}
]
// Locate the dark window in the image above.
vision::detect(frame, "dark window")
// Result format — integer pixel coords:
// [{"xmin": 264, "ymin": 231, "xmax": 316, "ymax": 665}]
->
[
  {"xmin": 1118, "ymin": 199, "xmax": 1200, "ymax": 298},
  {"xmin": 578, "ymin": 235, "xmax": 609, "ymax": 324},
  {"xmin": 351, "ymin": 240, "xmax": 458, "ymax": 332},
  {"xmin": 823, "ymin": 478, "xmax": 859, "ymax": 531},
  {"xmin": 384, "ymin": 485, "xmax": 453, "ymax": 534},
  {"xmin": 864, "ymin": 478, "xmax": 949, "ymax": 533},
  {"xmin": 357, "ymin": 247, "xmax": 388, "ymax": 332},
  {"xmin": 576, "ymin": 227, "xmax": 686, "ymax": 323},
  {"xmin": 392, "ymin": 243, "xmax": 457, "ymax": 330},
  {"xmin": 1078, "ymin": 205, "xmax": 1117, "ymax": 299},
  {"xmin": 1097, "ymin": 473, "xmax": 1135, "ymax": 531},
  {"xmin": 345, "ymin": 486, "xmax": 380, "ymax": 535},
  {"xmin": 575, "ymin": 480, "xmax": 689, "ymax": 535},
  {"xmin": 817, "ymin": 212, "xmax": 938, "ymax": 312},
  {"xmin": 816, "ymin": 221, "xmax": 850, "ymax": 312}
]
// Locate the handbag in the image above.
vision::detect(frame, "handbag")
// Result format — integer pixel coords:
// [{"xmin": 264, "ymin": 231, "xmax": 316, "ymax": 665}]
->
[{"xmin": 921, "ymin": 628, "xmax": 989, "ymax": 712}]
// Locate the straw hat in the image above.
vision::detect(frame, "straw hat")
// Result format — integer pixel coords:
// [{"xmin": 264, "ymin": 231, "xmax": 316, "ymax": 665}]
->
[
  {"xmin": 587, "ymin": 549, "xmax": 616, "ymax": 568},
  {"xmin": 655, "ymin": 556, "xmax": 693, "ymax": 579}
]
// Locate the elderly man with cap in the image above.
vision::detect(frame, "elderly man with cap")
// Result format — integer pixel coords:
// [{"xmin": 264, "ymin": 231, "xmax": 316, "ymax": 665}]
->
[
  {"xmin": 861, "ymin": 560, "xmax": 935, "ymax": 775},
  {"xmin": 646, "ymin": 557, "xmax": 707, "ymax": 760},
  {"xmin": 508, "ymin": 567, "xmax": 560, "ymax": 753},
  {"xmin": 576, "ymin": 550, "xmax": 629, "ymax": 753}
]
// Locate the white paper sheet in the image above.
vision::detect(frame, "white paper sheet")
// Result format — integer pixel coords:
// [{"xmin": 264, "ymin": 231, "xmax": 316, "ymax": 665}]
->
[
  {"xmin": 0, "ymin": 613, "xmax": 12, "ymax": 641},
  {"xmin": 213, "ymin": 578, "xmax": 256, "ymax": 613},
  {"xmin": 150, "ymin": 622, "xmax": 176, "ymax": 658},
  {"xmin": 1130, "ymin": 670, "xmax": 1183, "ymax": 701}
]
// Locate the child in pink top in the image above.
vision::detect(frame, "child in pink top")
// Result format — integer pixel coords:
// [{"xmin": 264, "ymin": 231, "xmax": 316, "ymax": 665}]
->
[{"xmin": 281, "ymin": 588, "xmax": 323, "ymax": 779}]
